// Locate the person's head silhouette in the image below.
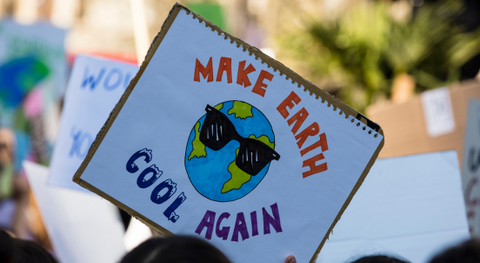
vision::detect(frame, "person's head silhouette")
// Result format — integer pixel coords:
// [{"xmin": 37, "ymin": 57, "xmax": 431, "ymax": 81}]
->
[{"xmin": 120, "ymin": 235, "xmax": 231, "ymax": 263}]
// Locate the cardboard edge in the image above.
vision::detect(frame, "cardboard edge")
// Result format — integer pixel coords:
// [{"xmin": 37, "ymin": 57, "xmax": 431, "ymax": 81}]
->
[
  {"xmin": 309, "ymin": 137, "xmax": 385, "ymax": 263},
  {"xmin": 76, "ymin": 178, "xmax": 173, "ymax": 237},
  {"xmin": 73, "ymin": 4, "xmax": 183, "ymax": 185}
]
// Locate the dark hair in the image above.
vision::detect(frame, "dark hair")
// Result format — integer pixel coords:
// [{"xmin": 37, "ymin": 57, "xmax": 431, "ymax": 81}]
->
[
  {"xmin": 0, "ymin": 230, "xmax": 57, "ymax": 263},
  {"xmin": 429, "ymin": 239, "xmax": 480, "ymax": 263},
  {"xmin": 350, "ymin": 255, "xmax": 410, "ymax": 263},
  {"xmin": 0, "ymin": 230, "xmax": 14, "ymax": 263},
  {"xmin": 121, "ymin": 235, "xmax": 231, "ymax": 263}
]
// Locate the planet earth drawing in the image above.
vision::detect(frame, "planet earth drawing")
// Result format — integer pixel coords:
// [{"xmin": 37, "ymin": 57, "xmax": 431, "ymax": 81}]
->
[{"xmin": 185, "ymin": 100, "xmax": 277, "ymax": 202}]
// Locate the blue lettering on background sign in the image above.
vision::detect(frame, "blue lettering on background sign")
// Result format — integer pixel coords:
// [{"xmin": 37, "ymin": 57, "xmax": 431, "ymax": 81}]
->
[
  {"xmin": 81, "ymin": 66, "xmax": 134, "ymax": 91},
  {"xmin": 126, "ymin": 148, "xmax": 187, "ymax": 223},
  {"xmin": 82, "ymin": 67, "xmax": 105, "ymax": 90},
  {"xmin": 69, "ymin": 127, "xmax": 93, "ymax": 159}
]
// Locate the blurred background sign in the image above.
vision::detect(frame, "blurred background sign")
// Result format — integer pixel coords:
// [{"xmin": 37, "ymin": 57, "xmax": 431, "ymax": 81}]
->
[
  {"xmin": 0, "ymin": 19, "xmax": 66, "ymax": 167},
  {"xmin": 317, "ymin": 151, "xmax": 469, "ymax": 263},
  {"xmin": 48, "ymin": 55, "xmax": 138, "ymax": 192},
  {"xmin": 462, "ymin": 100, "xmax": 480, "ymax": 237},
  {"xmin": 24, "ymin": 161, "xmax": 126, "ymax": 263},
  {"xmin": 367, "ymin": 81, "xmax": 480, "ymax": 165}
]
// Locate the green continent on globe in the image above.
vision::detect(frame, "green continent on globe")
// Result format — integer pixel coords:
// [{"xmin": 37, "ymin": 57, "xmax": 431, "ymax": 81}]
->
[
  {"xmin": 188, "ymin": 121, "xmax": 206, "ymax": 160},
  {"xmin": 221, "ymin": 135, "xmax": 275, "ymax": 193},
  {"xmin": 228, "ymin": 101, "xmax": 253, "ymax": 119},
  {"xmin": 214, "ymin": 104, "xmax": 223, "ymax": 111}
]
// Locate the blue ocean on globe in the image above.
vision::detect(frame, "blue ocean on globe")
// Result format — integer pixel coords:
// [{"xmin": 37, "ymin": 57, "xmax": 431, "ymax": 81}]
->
[{"xmin": 185, "ymin": 100, "xmax": 276, "ymax": 202}]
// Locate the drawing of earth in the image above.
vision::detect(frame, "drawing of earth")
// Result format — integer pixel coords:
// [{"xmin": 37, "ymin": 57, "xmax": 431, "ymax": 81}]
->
[
  {"xmin": 0, "ymin": 56, "xmax": 49, "ymax": 108},
  {"xmin": 185, "ymin": 100, "xmax": 276, "ymax": 202}
]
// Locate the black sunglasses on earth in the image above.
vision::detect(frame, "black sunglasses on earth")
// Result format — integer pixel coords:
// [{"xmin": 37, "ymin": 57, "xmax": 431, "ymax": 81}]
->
[{"xmin": 199, "ymin": 104, "xmax": 280, "ymax": 176}]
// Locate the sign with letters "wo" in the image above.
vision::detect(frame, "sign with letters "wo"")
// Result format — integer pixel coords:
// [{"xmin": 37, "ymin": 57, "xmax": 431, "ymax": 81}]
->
[
  {"xmin": 74, "ymin": 4, "xmax": 384, "ymax": 263},
  {"xmin": 49, "ymin": 55, "xmax": 138, "ymax": 192}
]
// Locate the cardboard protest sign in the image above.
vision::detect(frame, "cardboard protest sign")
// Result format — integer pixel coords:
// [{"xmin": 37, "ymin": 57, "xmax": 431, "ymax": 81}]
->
[
  {"xmin": 73, "ymin": 4, "xmax": 384, "ymax": 263},
  {"xmin": 316, "ymin": 151, "xmax": 469, "ymax": 263},
  {"xmin": 49, "ymin": 55, "xmax": 138, "ymax": 192},
  {"xmin": 24, "ymin": 161, "xmax": 126, "ymax": 263},
  {"xmin": 462, "ymin": 99, "xmax": 480, "ymax": 237},
  {"xmin": 0, "ymin": 20, "xmax": 66, "ymax": 136}
]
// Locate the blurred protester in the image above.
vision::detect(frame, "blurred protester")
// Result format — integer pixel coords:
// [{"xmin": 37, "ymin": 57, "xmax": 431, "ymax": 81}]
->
[
  {"xmin": 0, "ymin": 128, "xmax": 15, "ymax": 200},
  {"xmin": 0, "ymin": 127, "xmax": 51, "ymax": 250},
  {"xmin": 0, "ymin": 230, "xmax": 56, "ymax": 263},
  {"xmin": 349, "ymin": 255, "xmax": 410, "ymax": 263},
  {"xmin": 429, "ymin": 238, "xmax": 480, "ymax": 263},
  {"xmin": 0, "ymin": 128, "xmax": 29, "ymax": 238},
  {"xmin": 121, "ymin": 235, "xmax": 297, "ymax": 263},
  {"xmin": 27, "ymin": 190, "xmax": 52, "ymax": 251}
]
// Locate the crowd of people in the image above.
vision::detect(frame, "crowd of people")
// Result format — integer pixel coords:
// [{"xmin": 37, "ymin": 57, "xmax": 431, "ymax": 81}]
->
[{"xmin": 0, "ymin": 226, "xmax": 479, "ymax": 263}]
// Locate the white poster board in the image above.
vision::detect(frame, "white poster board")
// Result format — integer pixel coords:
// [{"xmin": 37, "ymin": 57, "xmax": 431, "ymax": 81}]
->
[
  {"xmin": 421, "ymin": 87, "xmax": 455, "ymax": 138},
  {"xmin": 316, "ymin": 151, "xmax": 469, "ymax": 263},
  {"xmin": 74, "ymin": 4, "xmax": 384, "ymax": 263},
  {"xmin": 24, "ymin": 161, "xmax": 126, "ymax": 263},
  {"xmin": 0, "ymin": 20, "xmax": 67, "ymax": 142},
  {"xmin": 49, "ymin": 55, "xmax": 138, "ymax": 192},
  {"xmin": 462, "ymin": 99, "xmax": 480, "ymax": 237}
]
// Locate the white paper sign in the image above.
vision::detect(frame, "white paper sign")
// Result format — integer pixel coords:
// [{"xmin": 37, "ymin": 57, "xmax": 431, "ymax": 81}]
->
[
  {"xmin": 317, "ymin": 151, "xmax": 469, "ymax": 263},
  {"xmin": 74, "ymin": 5, "xmax": 384, "ymax": 263},
  {"xmin": 49, "ymin": 55, "xmax": 138, "ymax": 192},
  {"xmin": 461, "ymin": 99, "xmax": 480, "ymax": 237},
  {"xmin": 24, "ymin": 161, "xmax": 126, "ymax": 263},
  {"xmin": 421, "ymin": 87, "xmax": 455, "ymax": 138},
  {"xmin": 0, "ymin": 20, "xmax": 67, "ymax": 104},
  {"xmin": 0, "ymin": 20, "xmax": 67, "ymax": 144}
]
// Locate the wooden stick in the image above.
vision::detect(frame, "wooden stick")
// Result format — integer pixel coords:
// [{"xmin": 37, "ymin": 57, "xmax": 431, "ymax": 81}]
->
[
  {"xmin": 51, "ymin": 0, "xmax": 78, "ymax": 28},
  {"xmin": 130, "ymin": 0, "xmax": 150, "ymax": 66},
  {"xmin": 14, "ymin": 0, "xmax": 38, "ymax": 24}
]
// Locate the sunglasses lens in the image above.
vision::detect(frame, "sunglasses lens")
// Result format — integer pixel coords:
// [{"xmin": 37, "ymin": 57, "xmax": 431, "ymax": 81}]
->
[
  {"xmin": 236, "ymin": 139, "xmax": 280, "ymax": 176},
  {"xmin": 199, "ymin": 104, "xmax": 280, "ymax": 176},
  {"xmin": 200, "ymin": 105, "xmax": 236, "ymax": 151}
]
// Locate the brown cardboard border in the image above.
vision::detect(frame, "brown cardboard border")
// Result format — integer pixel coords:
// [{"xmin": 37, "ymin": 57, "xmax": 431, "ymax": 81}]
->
[{"xmin": 73, "ymin": 3, "xmax": 385, "ymax": 262}]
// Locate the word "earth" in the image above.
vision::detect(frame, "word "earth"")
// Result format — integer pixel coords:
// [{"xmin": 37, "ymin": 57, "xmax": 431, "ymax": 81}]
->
[{"xmin": 277, "ymin": 91, "xmax": 330, "ymax": 178}]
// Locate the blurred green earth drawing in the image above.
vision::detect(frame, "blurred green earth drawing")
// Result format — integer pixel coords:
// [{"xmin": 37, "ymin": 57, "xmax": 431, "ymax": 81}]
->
[
  {"xmin": 0, "ymin": 56, "xmax": 49, "ymax": 108},
  {"xmin": 185, "ymin": 101, "xmax": 276, "ymax": 202}
]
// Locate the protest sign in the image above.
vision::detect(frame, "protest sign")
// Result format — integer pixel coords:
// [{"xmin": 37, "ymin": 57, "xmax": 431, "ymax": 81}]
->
[
  {"xmin": 0, "ymin": 20, "xmax": 66, "ymax": 107},
  {"xmin": 0, "ymin": 20, "xmax": 66, "ymax": 137},
  {"xmin": 316, "ymin": 151, "xmax": 469, "ymax": 263},
  {"xmin": 24, "ymin": 161, "xmax": 126, "ymax": 263},
  {"xmin": 73, "ymin": 4, "xmax": 384, "ymax": 262},
  {"xmin": 49, "ymin": 54, "xmax": 138, "ymax": 192},
  {"xmin": 462, "ymin": 99, "xmax": 480, "ymax": 237}
]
